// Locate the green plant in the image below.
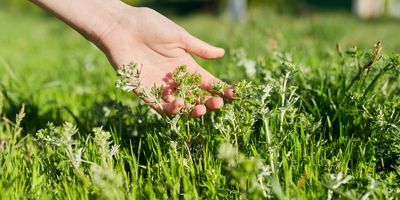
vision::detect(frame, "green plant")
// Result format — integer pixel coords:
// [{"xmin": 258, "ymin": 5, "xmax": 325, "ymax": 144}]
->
[{"xmin": 2, "ymin": 8, "xmax": 400, "ymax": 199}]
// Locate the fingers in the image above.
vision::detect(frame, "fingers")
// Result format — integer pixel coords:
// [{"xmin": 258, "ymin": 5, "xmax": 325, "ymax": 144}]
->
[
  {"xmin": 135, "ymin": 60, "xmax": 235, "ymax": 118},
  {"xmin": 163, "ymin": 94, "xmax": 175, "ymax": 103},
  {"xmin": 150, "ymin": 98, "xmax": 185, "ymax": 116},
  {"xmin": 148, "ymin": 95, "xmax": 225, "ymax": 118},
  {"xmin": 224, "ymin": 87, "xmax": 236, "ymax": 99},
  {"xmin": 152, "ymin": 96, "xmax": 224, "ymax": 117},
  {"xmin": 183, "ymin": 33, "xmax": 225, "ymax": 59},
  {"xmin": 189, "ymin": 95, "xmax": 225, "ymax": 117},
  {"xmin": 205, "ymin": 96, "xmax": 224, "ymax": 110},
  {"xmin": 164, "ymin": 98, "xmax": 185, "ymax": 115},
  {"xmin": 190, "ymin": 105, "xmax": 206, "ymax": 118},
  {"xmin": 190, "ymin": 96, "xmax": 225, "ymax": 117}
]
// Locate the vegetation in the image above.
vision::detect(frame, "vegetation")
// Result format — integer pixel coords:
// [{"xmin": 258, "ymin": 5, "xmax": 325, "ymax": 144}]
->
[{"xmin": 1, "ymin": 7, "xmax": 400, "ymax": 199}]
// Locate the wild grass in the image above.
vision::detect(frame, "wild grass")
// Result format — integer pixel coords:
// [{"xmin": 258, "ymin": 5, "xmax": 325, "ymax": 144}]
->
[{"xmin": 1, "ymin": 7, "xmax": 400, "ymax": 199}]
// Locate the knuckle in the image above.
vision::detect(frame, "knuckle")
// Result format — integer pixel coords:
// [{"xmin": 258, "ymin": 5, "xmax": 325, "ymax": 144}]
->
[{"xmin": 198, "ymin": 49, "xmax": 209, "ymax": 57}]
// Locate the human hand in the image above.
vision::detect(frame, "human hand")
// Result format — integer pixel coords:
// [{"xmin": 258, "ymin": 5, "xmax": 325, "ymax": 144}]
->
[
  {"xmin": 30, "ymin": 0, "xmax": 234, "ymax": 117},
  {"xmin": 95, "ymin": 7, "xmax": 234, "ymax": 117}
]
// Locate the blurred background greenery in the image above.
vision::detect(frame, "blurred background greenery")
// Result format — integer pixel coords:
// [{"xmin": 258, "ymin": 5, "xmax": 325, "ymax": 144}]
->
[
  {"xmin": 5, "ymin": 0, "xmax": 400, "ymax": 19},
  {"xmin": 3, "ymin": 0, "xmax": 351, "ymax": 14}
]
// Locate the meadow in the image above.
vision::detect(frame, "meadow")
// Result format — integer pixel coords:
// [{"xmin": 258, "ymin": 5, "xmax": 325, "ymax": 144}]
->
[{"xmin": 1, "ymin": 6, "xmax": 400, "ymax": 199}]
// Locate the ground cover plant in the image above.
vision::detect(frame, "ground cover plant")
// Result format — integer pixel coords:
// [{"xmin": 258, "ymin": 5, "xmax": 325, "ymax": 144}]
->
[{"xmin": 1, "ymin": 7, "xmax": 400, "ymax": 199}]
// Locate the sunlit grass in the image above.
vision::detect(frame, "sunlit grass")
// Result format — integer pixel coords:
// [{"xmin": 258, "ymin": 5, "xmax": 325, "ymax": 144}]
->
[{"xmin": 1, "ymin": 7, "xmax": 400, "ymax": 199}]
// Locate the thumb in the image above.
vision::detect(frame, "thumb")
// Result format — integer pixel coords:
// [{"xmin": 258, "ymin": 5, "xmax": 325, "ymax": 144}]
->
[{"xmin": 183, "ymin": 33, "xmax": 225, "ymax": 59}]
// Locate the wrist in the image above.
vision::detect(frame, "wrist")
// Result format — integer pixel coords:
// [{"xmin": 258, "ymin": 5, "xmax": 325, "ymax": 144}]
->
[{"xmin": 85, "ymin": 1, "xmax": 132, "ymax": 46}]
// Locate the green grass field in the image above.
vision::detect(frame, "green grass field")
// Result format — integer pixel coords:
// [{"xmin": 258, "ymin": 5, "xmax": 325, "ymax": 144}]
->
[{"xmin": 1, "ymin": 6, "xmax": 400, "ymax": 199}]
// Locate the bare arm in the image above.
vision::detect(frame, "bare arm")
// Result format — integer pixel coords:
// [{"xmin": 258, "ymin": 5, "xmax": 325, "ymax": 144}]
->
[{"xmin": 30, "ymin": 0, "xmax": 124, "ymax": 44}]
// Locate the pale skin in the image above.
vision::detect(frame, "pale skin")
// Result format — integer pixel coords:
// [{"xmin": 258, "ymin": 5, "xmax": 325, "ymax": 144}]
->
[{"xmin": 30, "ymin": 0, "xmax": 234, "ymax": 117}]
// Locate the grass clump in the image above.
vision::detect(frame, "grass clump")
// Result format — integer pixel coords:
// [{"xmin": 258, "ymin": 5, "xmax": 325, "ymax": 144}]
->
[
  {"xmin": 1, "ymin": 42, "xmax": 400, "ymax": 199},
  {"xmin": 1, "ymin": 9, "xmax": 400, "ymax": 199}
]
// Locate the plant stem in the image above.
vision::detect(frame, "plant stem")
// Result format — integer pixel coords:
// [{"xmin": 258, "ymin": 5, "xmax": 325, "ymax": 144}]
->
[
  {"xmin": 185, "ymin": 119, "xmax": 193, "ymax": 163},
  {"xmin": 186, "ymin": 119, "xmax": 190, "ymax": 142},
  {"xmin": 279, "ymin": 72, "xmax": 289, "ymax": 134},
  {"xmin": 264, "ymin": 117, "xmax": 275, "ymax": 174},
  {"xmin": 184, "ymin": 140, "xmax": 193, "ymax": 164}
]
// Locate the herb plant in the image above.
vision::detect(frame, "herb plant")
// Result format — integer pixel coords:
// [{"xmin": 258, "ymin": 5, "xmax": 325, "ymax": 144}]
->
[{"xmin": 1, "ymin": 9, "xmax": 400, "ymax": 199}]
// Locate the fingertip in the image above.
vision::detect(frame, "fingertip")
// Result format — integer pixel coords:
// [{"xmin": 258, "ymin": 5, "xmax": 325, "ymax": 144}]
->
[
  {"xmin": 190, "ymin": 105, "xmax": 206, "ymax": 118},
  {"xmin": 215, "ymin": 47, "xmax": 225, "ymax": 58},
  {"xmin": 205, "ymin": 97, "xmax": 224, "ymax": 110},
  {"xmin": 224, "ymin": 87, "xmax": 236, "ymax": 99},
  {"xmin": 219, "ymin": 47, "xmax": 225, "ymax": 55},
  {"xmin": 163, "ymin": 94, "xmax": 176, "ymax": 103},
  {"xmin": 173, "ymin": 98, "xmax": 185, "ymax": 109},
  {"xmin": 162, "ymin": 98, "xmax": 184, "ymax": 116}
]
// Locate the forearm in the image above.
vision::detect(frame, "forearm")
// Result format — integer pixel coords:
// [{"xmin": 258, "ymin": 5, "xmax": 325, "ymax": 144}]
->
[{"xmin": 30, "ymin": 0, "xmax": 129, "ymax": 44}]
